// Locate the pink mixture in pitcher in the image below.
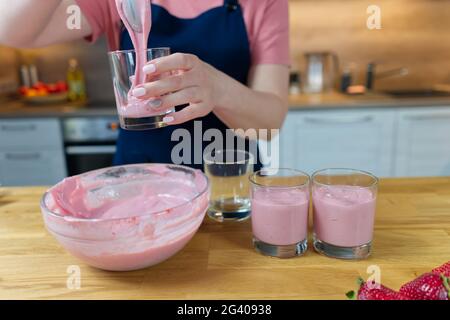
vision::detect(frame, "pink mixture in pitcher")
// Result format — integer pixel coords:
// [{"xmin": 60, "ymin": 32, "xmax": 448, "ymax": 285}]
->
[{"xmin": 313, "ymin": 185, "xmax": 376, "ymax": 247}]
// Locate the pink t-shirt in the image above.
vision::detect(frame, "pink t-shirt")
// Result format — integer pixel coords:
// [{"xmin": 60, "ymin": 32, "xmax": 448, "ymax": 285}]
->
[{"xmin": 75, "ymin": 0, "xmax": 290, "ymax": 66}]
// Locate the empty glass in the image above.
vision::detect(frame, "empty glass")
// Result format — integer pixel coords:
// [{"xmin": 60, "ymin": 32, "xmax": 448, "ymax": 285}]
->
[{"xmin": 204, "ymin": 149, "xmax": 254, "ymax": 222}]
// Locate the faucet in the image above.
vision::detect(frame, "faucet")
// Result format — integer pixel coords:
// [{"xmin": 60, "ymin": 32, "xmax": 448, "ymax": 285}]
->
[{"xmin": 366, "ymin": 62, "xmax": 409, "ymax": 91}]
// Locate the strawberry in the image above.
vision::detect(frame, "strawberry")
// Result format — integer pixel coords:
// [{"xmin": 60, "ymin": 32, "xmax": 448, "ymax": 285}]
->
[
  {"xmin": 56, "ymin": 81, "xmax": 69, "ymax": 92},
  {"xmin": 346, "ymin": 278, "xmax": 409, "ymax": 300},
  {"xmin": 432, "ymin": 261, "xmax": 450, "ymax": 277},
  {"xmin": 400, "ymin": 272, "xmax": 450, "ymax": 300}
]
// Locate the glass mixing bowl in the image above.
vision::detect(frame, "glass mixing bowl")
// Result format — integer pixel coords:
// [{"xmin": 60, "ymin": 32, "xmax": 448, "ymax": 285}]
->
[{"xmin": 40, "ymin": 164, "xmax": 210, "ymax": 271}]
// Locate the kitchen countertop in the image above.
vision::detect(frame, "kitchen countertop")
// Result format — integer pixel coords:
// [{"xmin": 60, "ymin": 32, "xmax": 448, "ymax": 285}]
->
[
  {"xmin": 288, "ymin": 92, "xmax": 450, "ymax": 110},
  {"xmin": 0, "ymin": 100, "xmax": 118, "ymax": 118},
  {"xmin": 0, "ymin": 177, "xmax": 449, "ymax": 300},
  {"xmin": 1, "ymin": 93, "xmax": 450, "ymax": 118}
]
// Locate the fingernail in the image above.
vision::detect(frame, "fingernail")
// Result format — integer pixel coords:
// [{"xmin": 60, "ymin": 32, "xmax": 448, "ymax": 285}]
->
[
  {"xmin": 143, "ymin": 64, "xmax": 156, "ymax": 74},
  {"xmin": 132, "ymin": 87, "xmax": 146, "ymax": 97},
  {"xmin": 163, "ymin": 116, "xmax": 174, "ymax": 124},
  {"xmin": 149, "ymin": 99, "xmax": 162, "ymax": 108}
]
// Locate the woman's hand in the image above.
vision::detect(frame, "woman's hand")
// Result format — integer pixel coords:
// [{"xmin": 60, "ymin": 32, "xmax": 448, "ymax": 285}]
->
[
  {"xmin": 132, "ymin": 53, "xmax": 223, "ymax": 125},
  {"xmin": 131, "ymin": 52, "xmax": 289, "ymax": 136}
]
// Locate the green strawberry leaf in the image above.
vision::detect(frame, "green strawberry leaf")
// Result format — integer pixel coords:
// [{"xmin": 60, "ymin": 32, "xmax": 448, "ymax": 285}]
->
[
  {"xmin": 441, "ymin": 274, "xmax": 450, "ymax": 299},
  {"xmin": 356, "ymin": 277, "xmax": 365, "ymax": 286},
  {"xmin": 346, "ymin": 290, "xmax": 356, "ymax": 300}
]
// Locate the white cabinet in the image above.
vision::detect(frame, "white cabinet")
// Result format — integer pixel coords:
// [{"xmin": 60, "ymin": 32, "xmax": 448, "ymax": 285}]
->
[
  {"xmin": 0, "ymin": 119, "xmax": 61, "ymax": 149},
  {"xmin": 0, "ymin": 118, "xmax": 67, "ymax": 186},
  {"xmin": 280, "ymin": 109, "xmax": 396, "ymax": 177},
  {"xmin": 395, "ymin": 107, "xmax": 450, "ymax": 177},
  {"xmin": 0, "ymin": 150, "xmax": 67, "ymax": 186}
]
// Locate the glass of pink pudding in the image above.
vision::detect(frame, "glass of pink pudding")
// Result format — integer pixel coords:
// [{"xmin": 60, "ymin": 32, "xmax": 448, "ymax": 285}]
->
[
  {"xmin": 108, "ymin": 48, "xmax": 173, "ymax": 130},
  {"xmin": 40, "ymin": 164, "xmax": 210, "ymax": 271},
  {"xmin": 249, "ymin": 168, "xmax": 310, "ymax": 258},
  {"xmin": 312, "ymin": 168, "xmax": 378, "ymax": 260}
]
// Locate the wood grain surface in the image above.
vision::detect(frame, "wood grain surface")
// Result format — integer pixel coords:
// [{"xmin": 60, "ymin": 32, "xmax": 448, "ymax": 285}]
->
[
  {"xmin": 0, "ymin": 178, "xmax": 449, "ymax": 300},
  {"xmin": 289, "ymin": 0, "xmax": 450, "ymax": 91}
]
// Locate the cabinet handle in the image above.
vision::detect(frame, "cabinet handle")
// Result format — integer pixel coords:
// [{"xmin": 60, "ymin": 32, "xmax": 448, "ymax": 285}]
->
[
  {"xmin": 405, "ymin": 114, "xmax": 450, "ymax": 121},
  {"xmin": 5, "ymin": 152, "xmax": 41, "ymax": 161},
  {"xmin": 66, "ymin": 146, "xmax": 116, "ymax": 155},
  {"xmin": 303, "ymin": 115, "xmax": 374, "ymax": 124},
  {"xmin": 0, "ymin": 124, "xmax": 37, "ymax": 132}
]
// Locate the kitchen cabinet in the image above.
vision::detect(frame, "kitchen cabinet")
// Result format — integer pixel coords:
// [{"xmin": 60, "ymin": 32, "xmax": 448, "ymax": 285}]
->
[
  {"xmin": 0, "ymin": 150, "xmax": 67, "ymax": 186},
  {"xmin": 0, "ymin": 118, "xmax": 66, "ymax": 186},
  {"xmin": 395, "ymin": 107, "xmax": 450, "ymax": 177},
  {"xmin": 0, "ymin": 119, "xmax": 62, "ymax": 149},
  {"xmin": 280, "ymin": 109, "xmax": 396, "ymax": 177}
]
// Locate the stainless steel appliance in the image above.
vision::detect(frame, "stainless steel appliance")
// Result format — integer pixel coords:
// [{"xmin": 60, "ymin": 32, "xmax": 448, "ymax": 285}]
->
[
  {"xmin": 63, "ymin": 117, "xmax": 119, "ymax": 176},
  {"xmin": 302, "ymin": 51, "xmax": 339, "ymax": 93}
]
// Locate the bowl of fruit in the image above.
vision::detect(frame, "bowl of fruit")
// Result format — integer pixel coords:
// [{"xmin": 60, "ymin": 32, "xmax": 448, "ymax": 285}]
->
[{"xmin": 19, "ymin": 81, "xmax": 69, "ymax": 105}]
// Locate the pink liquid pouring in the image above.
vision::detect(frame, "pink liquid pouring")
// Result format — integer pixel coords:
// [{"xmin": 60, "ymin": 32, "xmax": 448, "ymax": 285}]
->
[
  {"xmin": 115, "ymin": 0, "xmax": 163, "ymax": 118},
  {"xmin": 116, "ymin": 0, "xmax": 152, "ymax": 87},
  {"xmin": 313, "ymin": 185, "xmax": 376, "ymax": 247},
  {"xmin": 251, "ymin": 188, "xmax": 309, "ymax": 246}
]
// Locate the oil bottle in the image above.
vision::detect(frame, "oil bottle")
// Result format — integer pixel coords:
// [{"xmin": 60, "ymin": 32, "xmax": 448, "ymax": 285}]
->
[{"xmin": 67, "ymin": 58, "xmax": 87, "ymax": 103}]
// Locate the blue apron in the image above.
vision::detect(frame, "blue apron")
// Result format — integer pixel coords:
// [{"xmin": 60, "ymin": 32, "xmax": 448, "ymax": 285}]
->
[{"xmin": 114, "ymin": 0, "xmax": 258, "ymax": 171}]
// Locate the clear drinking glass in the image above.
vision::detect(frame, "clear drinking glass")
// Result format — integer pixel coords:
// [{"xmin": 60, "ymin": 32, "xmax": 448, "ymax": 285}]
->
[
  {"xmin": 204, "ymin": 149, "xmax": 254, "ymax": 222},
  {"xmin": 108, "ymin": 48, "xmax": 173, "ymax": 130},
  {"xmin": 312, "ymin": 168, "xmax": 378, "ymax": 260},
  {"xmin": 250, "ymin": 168, "xmax": 310, "ymax": 258}
]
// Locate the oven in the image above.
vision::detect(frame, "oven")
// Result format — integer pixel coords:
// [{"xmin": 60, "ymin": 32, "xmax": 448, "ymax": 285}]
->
[{"xmin": 63, "ymin": 117, "xmax": 120, "ymax": 176}]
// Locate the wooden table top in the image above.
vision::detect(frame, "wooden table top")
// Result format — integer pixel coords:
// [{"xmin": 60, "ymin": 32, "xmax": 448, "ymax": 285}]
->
[{"xmin": 1, "ymin": 178, "xmax": 450, "ymax": 300}]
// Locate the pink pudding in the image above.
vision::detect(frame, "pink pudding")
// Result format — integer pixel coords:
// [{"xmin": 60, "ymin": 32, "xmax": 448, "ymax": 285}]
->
[
  {"xmin": 115, "ymin": 0, "xmax": 168, "ymax": 119},
  {"xmin": 251, "ymin": 188, "xmax": 310, "ymax": 246},
  {"xmin": 41, "ymin": 164, "xmax": 210, "ymax": 271},
  {"xmin": 313, "ymin": 185, "xmax": 377, "ymax": 247}
]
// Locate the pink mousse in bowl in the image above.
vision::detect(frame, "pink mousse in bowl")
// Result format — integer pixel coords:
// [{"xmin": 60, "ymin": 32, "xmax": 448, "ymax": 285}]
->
[{"xmin": 40, "ymin": 164, "xmax": 210, "ymax": 271}]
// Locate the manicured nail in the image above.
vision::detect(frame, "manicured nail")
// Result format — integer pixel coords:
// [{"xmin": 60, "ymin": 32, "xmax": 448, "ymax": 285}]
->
[
  {"xmin": 149, "ymin": 99, "xmax": 162, "ymax": 108},
  {"xmin": 132, "ymin": 87, "xmax": 146, "ymax": 97},
  {"xmin": 143, "ymin": 64, "xmax": 156, "ymax": 74},
  {"xmin": 163, "ymin": 116, "xmax": 174, "ymax": 124}
]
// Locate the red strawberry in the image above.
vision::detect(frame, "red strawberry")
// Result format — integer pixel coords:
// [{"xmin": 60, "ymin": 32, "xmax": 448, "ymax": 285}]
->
[
  {"xmin": 347, "ymin": 278, "xmax": 409, "ymax": 300},
  {"xmin": 400, "ymin": 272, "xmax": 450, "ymax": 300},
  {"xmin": 432, "ymin": 261, "xmax": 450, "ymax": 277}
]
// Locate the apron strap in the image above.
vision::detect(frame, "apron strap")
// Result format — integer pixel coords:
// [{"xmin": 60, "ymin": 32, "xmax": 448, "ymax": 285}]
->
[{"xmin": 224, "ymin": 0, "xmax": 239, "ymax": 11}]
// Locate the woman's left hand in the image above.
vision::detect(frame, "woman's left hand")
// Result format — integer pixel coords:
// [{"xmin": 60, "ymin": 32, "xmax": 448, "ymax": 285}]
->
[{"xmin": 132, "ymin": 53, "xmax": 222, "ymax": 125}]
